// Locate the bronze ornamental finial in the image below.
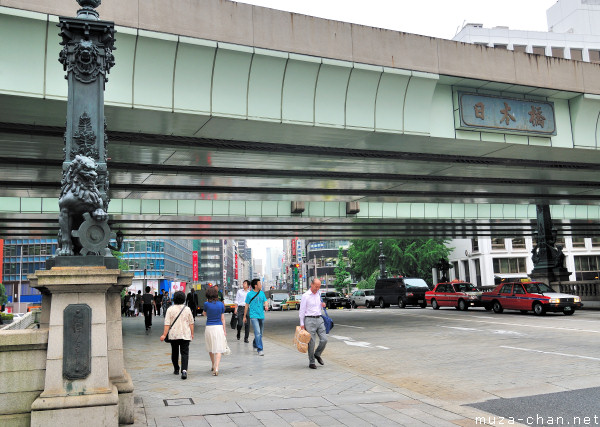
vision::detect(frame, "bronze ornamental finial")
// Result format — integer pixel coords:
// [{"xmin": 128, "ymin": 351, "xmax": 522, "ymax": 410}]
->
[{"xmin": 76, "ymin": 0, "xmax": 101, "ymax": 19}]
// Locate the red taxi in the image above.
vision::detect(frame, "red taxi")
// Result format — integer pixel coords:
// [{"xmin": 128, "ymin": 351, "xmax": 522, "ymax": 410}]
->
[
  {"xmin": 481, "ymin": 281, "xmax": 583, "ymax": 316},
  {"xmin": 425, "ymin": 281, "xmax": 485, "ymax": 311}
]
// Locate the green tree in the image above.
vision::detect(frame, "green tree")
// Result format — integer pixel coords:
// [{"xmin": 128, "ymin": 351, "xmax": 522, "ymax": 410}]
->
[
  {"xmin": 356, "ymin": 269, "xmax": 378, "ymax": 289},
  {"xmin": 348, "ymin": 239, "xmax": 452, "ymax": 286},
  {"xmin": 0, "ymin": 283, "xmax": 8, "ymax": 307},
  {"xmin": 333, "ymin": 247, "xmax": 351, "ymax": 293},
  {"xmin": 111, "ymin": 250, "xmax": 129, "ymax": 298}
]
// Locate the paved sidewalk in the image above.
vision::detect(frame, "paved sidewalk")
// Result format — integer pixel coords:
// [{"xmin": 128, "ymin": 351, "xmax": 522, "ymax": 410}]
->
[{"xmin": 122, "ymin": 316, "xmax": 506, "ymax": 426}]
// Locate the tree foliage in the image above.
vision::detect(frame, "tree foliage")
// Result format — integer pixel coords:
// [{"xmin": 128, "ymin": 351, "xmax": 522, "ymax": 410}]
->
[
  {"xmin": 0, "ymin": 283, "xmax": 8, "ymax": 307},
  {"xmin": 333, "ymin": 247, "xmax": 351, "ymax": 293},
  {"xmin": 348, "ymin": 239, "xmax": 452, "ymax": 286}
]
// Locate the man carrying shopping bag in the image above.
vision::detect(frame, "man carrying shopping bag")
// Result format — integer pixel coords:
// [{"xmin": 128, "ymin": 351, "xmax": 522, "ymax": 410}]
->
[{"xmin": 298, "ymin": 278, "xmax": 328, "ymax": 370}]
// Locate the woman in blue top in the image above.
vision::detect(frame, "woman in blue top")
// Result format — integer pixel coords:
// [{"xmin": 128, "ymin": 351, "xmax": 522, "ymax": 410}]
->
[{"xmin": 204, "ymin": 286, "xmax": 227, "ymax": 375}]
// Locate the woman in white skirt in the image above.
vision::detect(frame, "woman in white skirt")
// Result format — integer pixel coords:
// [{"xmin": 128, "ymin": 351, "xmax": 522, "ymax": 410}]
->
[{"xmin": 204, "ymin": 286, "xmax": 227, "ymax": 375}]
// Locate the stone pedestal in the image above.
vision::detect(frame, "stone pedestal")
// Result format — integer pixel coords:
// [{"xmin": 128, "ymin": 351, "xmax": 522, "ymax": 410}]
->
[{"xmin": 29, "ymin": 267, "xmax": 134, "ymax": 426}]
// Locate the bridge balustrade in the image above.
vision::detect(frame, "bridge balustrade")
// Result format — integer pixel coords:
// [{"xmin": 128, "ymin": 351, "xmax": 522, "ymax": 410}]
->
[{"xmin": 554, "ymin": 281, "xmax": 600, "ymax": 299}]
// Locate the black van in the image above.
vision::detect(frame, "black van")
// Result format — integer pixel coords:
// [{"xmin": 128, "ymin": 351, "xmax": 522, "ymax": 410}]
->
[{"xmin": 374, "ymin": 277, "xmax": 429, "ymax": 308}]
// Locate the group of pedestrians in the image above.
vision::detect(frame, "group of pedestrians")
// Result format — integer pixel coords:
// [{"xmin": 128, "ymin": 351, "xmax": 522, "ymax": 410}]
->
[{"xmin": 158, "ymin": 276, "xmax": 328, "ymax": 380}]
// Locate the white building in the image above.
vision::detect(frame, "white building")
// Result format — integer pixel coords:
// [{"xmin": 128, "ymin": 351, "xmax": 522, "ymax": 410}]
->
[
  {"xmin": 453, "ymin": 0, "xmax": 600, "ymax": 63},
  {"xmin": 445, "ymin": 237, "xmax": 600, "ymax": 288}
]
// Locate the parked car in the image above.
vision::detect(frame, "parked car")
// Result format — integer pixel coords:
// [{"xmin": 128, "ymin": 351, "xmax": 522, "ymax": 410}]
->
[
  {"xmin": 425, "ymin": 281, "xmax": 485, "ymax": 311},
  {"xmin": 481, "ymin": 281, "xmax": 583, "ymax": 316},
  {"xmin": 284, "ymin": 294, "xmax": 302, "ymax": 310},
  {"xmin": 268, "ymin": 293, "xmax": 290, "ymax": 311},
  {"xmin": 223, "ymin": 298, "xmax": 236, "ymax": 313},
  {"xmin": 349, "ymin": 289, "xmax": 375, "ymax": 308},
  {"xmin": 374, "ymin": 277, "xmax": 428, "ymax": 308},
  {"xmin": 321, "ymin": 291, "xmax": 350, "ymax": 309}
]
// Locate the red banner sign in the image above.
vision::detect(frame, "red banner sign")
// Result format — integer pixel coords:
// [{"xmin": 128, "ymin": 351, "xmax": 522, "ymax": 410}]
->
[
  {"xmin": 192, "ymin": 251, "xmax": 198, "ymax": 282},
  {"xmin": 235, "ymin": 253, "xmax": 238, "ymax": 280},
  {"xmin": 292, "ymin": 238, "xmax": 297, "ymax": 256}
]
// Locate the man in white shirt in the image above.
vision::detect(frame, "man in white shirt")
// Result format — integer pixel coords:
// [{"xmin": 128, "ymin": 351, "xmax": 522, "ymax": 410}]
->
[
  {"xmin": 234, "ymin": 280, "xmax": 250, "ymax": 342},
  {"xmin": 299, "ymin": 278, "xmax": 327, "ymax": 369}
]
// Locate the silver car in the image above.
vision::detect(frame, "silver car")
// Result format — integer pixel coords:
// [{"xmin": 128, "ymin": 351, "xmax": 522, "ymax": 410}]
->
[{"xmin": 350, "ymin": 289, "xmax": 375, "ymax": 308}]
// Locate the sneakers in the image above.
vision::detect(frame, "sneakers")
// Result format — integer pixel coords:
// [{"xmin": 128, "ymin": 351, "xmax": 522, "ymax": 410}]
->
[
  {"xmin": 173, "ymin": 368, "xmax": 179, "ymax": 375},
  {"xmin": 244, "ymin": 338, "xmax": 249, "ymax": 343},
  {"xmin": 258, "ymin": 350, "xmax": 264, "ymax": 356},
  {"xmin": 181, "ymin": 370, "xmax": 187, "ymax": 380}
]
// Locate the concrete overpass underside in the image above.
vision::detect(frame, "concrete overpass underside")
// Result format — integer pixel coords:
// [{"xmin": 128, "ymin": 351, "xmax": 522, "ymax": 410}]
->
[{"xmin": 1, "ymin": 1, "xmax": 600, "ymax": 239}]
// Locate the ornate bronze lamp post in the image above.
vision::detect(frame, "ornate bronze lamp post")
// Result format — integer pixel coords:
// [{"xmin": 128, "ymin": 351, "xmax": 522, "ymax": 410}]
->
[{"xmin": 55, "ymin": 0, "xmax": 116, "ymax": 260}]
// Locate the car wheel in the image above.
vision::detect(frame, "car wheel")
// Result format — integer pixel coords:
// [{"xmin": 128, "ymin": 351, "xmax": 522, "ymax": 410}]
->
[
  {"xmin": 327, "ymin": 301, "xmax": 332, "ymax": 309},
  {"xmin": 484, "ymin": 304, "xmax": 492, "ymax": 311},
  {"xmin": 379, "ymin": 298, "xmax": 385, "ymax": 309},
  {"xmin": 533, "ymin": 302, "xmax": 545, "ymax": 316},
  {"xmin": 564, "ymin": 309, "xmax": 575, "ymax": 316},
  {"xmin": 398, "ymin": 298, "xmax": 406, "ymax": 308},
  {"xmin": 351, "ymin": 301, "xmax": 357, "ymax": 309},
  {"xmin": 431, "ymin": 299, "xmax": 440, "ymax": 310},
  {"xmin": 420, "ymin": 302, "xmax": 427, "ymax": 308},
  {"xmin": 458, "ymin": 299, "xmax": 468, "ymax": 311},
  {"xmin": 492, "ymin": 300, "xmax": 503, "ymax": 313}
]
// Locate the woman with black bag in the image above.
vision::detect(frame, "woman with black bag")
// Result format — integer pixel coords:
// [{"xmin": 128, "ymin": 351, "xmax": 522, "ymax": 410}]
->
[{"xmin": 160, "ymin": 291, "xmax": 194, "ymax": 380}]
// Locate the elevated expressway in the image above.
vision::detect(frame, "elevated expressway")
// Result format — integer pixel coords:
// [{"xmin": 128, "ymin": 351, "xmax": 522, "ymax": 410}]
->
[{"xmin": 1, "ymin": 0, "xmax": 600, "ymax": 239}]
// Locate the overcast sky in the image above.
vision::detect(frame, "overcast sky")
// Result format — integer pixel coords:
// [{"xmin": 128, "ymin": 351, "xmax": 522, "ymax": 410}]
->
[{"xmin": 237, "ymin": 0, "xmax": 557, "ymax": 39}]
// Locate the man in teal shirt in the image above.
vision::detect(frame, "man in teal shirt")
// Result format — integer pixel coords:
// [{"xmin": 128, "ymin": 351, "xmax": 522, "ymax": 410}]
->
[{"xmin": 244, "ymin": 279, "xmax": 269, "ymax": 356}]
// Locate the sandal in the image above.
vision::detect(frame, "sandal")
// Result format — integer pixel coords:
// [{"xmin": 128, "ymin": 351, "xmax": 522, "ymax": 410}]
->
[{"xmin": 213, "ymin": 370, "xmax": 218, "ymax": 376}]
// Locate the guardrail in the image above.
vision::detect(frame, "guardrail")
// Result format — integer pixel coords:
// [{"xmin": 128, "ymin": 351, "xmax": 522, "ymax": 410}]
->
[
  {"xmin": 553, "ymin": 281, "xmax": 600, "ymax": 299},
  {"xmin": 1, "ymin": 311, "xmax": 36, "ymax": 331}
]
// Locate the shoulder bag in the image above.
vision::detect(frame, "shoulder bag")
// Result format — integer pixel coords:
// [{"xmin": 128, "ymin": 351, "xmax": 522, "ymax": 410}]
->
[
  {"xmin": 320, "ymin": 296, "xmax": 334, "ymax": 334},
  {"xmin": 164, "ymin": 305, "xmax": 186, "ymax": 343}
]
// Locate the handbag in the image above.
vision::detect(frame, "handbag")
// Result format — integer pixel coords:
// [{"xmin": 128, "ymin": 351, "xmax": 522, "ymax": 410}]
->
[
  {"xmin": 230, "ymin": 312, "xmax": 237, "ymax": 330},
  {"xmin": 320, "ymin": 296, "xmax": 334, "ymax": 334},
  {"xmin": 321, "ymin": 307, "xmax": 334, "ymax": 334},
  {"xmin": 164, "ymin": 305, "xmax": 186, "ymax": 343}
]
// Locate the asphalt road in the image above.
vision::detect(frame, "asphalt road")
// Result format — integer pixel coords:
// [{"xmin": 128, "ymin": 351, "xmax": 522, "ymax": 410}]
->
[{"xmin": 264, "ymin": 305, "xmax": 600, "ymax": 425}]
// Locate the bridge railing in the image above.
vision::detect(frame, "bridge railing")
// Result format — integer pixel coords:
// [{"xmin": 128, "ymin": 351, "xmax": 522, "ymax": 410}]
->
[
  {"xmin": 0, "ymin": 311, "xmax": 39, "ymax": 331},
  {"xmin": 552, "ymin": 281, "xmax": 600, "ymax": 300}
]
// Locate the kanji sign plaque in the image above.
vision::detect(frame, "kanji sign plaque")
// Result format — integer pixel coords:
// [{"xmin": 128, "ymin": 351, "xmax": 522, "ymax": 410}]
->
[{"xmin": 457, "ymin": 92, "xmax": 556, "ymax": 136}]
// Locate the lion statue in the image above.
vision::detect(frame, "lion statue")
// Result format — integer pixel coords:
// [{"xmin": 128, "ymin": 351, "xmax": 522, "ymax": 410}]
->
[{"xmin": 57, "ymin": 155, "xmax": 108, "ymax": 256}]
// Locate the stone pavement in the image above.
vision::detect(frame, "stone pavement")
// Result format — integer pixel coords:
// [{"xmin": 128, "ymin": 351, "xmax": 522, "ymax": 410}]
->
[{"xmin": 122, "ymin": 315, "xmax": 510, "ymax": 426}]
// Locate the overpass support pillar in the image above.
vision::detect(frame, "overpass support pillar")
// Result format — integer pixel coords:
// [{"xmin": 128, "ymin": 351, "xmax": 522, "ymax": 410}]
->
[{"xmin": 530, "ymin": 205, "xmax": 571, "ymax": 286}]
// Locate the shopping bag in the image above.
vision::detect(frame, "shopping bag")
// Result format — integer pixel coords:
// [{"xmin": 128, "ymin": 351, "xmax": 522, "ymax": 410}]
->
[{"xmin": 230, "ymin": 313, "xmax": 237, "ymax": 330}]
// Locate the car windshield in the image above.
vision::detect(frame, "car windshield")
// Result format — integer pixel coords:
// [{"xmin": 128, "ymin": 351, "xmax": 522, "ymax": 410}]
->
[
  {"xmin": 272, "ymin": 293, "xmax": 289, "ymax": 301},
  {"xmin": 325, "ymin": 292, "xmax": 337, "ymax": 297},
  {"xmin": 404, "ymin": 278, "xmax": 429, "ymax": 289},
  {"xmin": 523, "ymin": 282, "xmax": 554, "ymax": 294},
  {"xmin": 455, "ymin": 282, "xmax": 478, "ymax": 292},
  {"xmin": 364, "ymin": 290, "xmax": 374, "ymax": 296}
]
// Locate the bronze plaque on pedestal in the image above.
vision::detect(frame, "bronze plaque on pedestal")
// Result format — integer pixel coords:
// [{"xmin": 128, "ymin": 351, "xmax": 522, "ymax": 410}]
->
[{"xmin": 63, "ymin": 304, "xmax": 91, "ymax": 380}]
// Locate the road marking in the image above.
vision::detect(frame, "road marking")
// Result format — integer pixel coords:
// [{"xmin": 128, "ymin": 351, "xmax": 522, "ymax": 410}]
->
[
  {"xmin": 329, "ymin": 335, "xmax": 389, "ymax": 350},
  {"xmin": 334, "ymin": 323, "xmax": 365, "ymax": 329},
  {"xmin": 440, "ymin": 325, "xmax": 525, "ymax": 336},
  {"xmin": 501, "ymin": 346, "xmax": 600, "ymax": 361},
  {"xmin": 391, "ymin": 311, "xmax": 600, "ymax": 334}
]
